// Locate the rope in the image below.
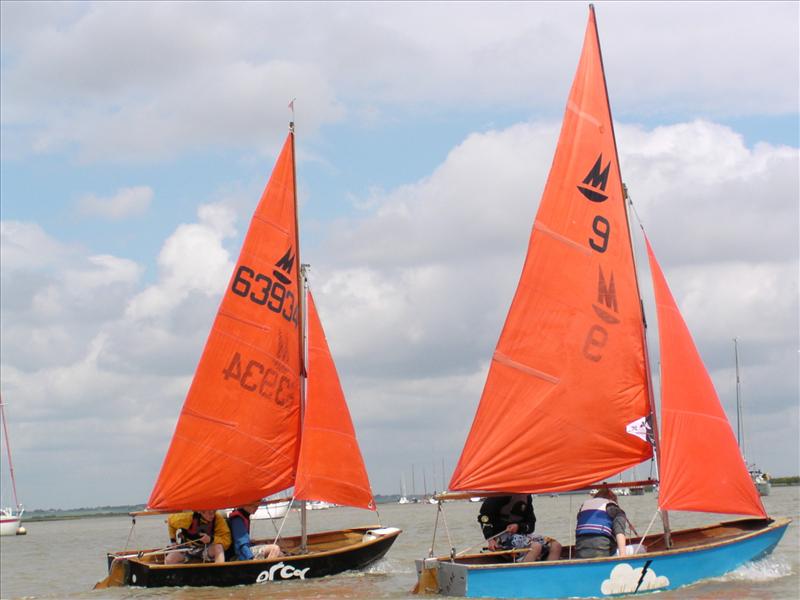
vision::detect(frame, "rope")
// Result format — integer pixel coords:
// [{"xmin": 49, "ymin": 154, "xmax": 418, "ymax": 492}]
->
[
  {"xmin": 635, "ymin": 509, "xmax": 661, "ymax": 550},
  {"xmin": 272, "ymin": 497, "xmax": 296, "ymax": 545},
  {"xmin": 568, "ymin": 494, "xmax": 574, "ymax": 559},
  {"xmin": 124, "ymin": 516, "xmax": 137, "ymax": 551},
  {"xmin": 454, "ymin": 530, "xmax": 506, "ymax": 557},
  {"xmin": 427, "ymin": 501, "xmax": 442, "ymax": 557},
  {"xmin": 437, "ymin": 501, "xmax": 455, "ymax": 560}
]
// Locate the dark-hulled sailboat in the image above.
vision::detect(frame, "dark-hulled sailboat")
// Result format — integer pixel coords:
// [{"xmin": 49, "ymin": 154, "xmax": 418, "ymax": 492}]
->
[{"xmin": 96, "ymin": 125, "xmax": 399, "ymax": 589}]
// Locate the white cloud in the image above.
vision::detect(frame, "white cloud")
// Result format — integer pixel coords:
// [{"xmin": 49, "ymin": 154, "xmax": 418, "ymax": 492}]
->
[
  {"xmin": 77, "ymin": 186, "xmax": 153, "ymax": 219},
  {"xmin": 1, "ymin": 3, "xmax": 797, "ymax": 160},
  {"xmin": 0, "ymin": 221, "xmax": 76, "ymax": 271},
  {"xmin": 1, "ymin": 117, "xmax": 797, "ymax": 509},
  {"xmin": 125, "ymin": 203, "xmax": 236, "ymax": 320},
  {"xmin": 306, "ymin": 119, "xmax": 798, "ymax": 492}
]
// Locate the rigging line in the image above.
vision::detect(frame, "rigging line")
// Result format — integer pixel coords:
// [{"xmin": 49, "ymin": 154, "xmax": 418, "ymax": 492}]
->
[
  {"xmin": 272, "ymin": 496, "xmax": 296, "ymax": 545},
  {"xmin": 428, "ymin": 501, "xmax": 442, "ymax": 558},
  {"xmin": 437, "ymin": 500, "xmax": 455, "ymax": 560}
]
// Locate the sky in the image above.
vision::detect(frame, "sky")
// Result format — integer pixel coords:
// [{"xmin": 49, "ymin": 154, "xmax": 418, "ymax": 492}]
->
[{"xmin": 1, "ymin": 1, "xmax": 798, "ymax": 511}]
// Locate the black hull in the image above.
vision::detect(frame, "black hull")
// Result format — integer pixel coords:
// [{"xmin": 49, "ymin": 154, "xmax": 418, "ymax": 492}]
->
[{"xmin": 108, "ymin": 526, "xmax": 400, "ymax": 588}]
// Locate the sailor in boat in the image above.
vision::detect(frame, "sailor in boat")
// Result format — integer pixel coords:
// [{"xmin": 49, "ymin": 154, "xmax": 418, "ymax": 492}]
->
[
  {"xmin": 575, "ymin": 487, "xmax": 634, "ymax": 558},
  {"xmin": 478, "ymin": 494, "xmax": 562, "ymax": 561},
  {"xmin": 227, "ymin": 501, "xmax": 283, "ymax": 561},
  {"xmin": 165, "ymin": 509, "xmax": 231, "ymax": 564}
]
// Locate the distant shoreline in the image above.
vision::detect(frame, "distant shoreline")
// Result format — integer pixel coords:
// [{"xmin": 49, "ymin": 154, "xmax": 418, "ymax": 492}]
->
[{"xmin": 19, "ymin": 483, "xmax": 799, "ymax": 522}]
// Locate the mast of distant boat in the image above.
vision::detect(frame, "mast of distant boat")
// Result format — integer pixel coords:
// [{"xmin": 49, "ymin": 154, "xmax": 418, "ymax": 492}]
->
[
  {"xmin": 734, "ymin": 337, "xmax": 745, "ymax": 457},
  {"xmin": 1, "ymin": 396, "xmax": 22, "ymax": 513}
]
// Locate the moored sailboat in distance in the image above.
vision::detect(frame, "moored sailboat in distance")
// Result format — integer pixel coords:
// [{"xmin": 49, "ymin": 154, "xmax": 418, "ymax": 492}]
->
[
  {"xmin": 414, "ymin": 6, "xmax": 789, "ymax": 599},
  {"xmin": 1, "ymin": 397, "xmax": 26, "ymax": 537},
  {"xmin": 733, "ymin": 338, "xmax": 771, "ymax": 496},
  {"xmin": 95, "ymin": 124, "xmax": 399, "ymax": 589}
]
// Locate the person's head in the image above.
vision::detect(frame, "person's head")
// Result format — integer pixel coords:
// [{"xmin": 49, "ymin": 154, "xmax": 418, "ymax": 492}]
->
[
  {"xmin": 198, "ymin": 509, "xmax": 216, "ymax": 522},
  {"xmin": 593, "ymin": 487, "xmax": 618, "ymax": 503}
]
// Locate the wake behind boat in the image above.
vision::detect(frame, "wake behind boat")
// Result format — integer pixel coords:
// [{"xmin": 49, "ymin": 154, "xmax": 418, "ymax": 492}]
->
[
  {"xmin": 96, "ymin": 124, "xmax": 400, "ymax": 589},
  {"xmin": 414, "ymin": 6, "xmax": 789, "ymax": 598}
]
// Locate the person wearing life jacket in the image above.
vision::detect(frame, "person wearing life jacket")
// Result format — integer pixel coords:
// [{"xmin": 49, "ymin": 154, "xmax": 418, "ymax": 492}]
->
[
  {"xmin": 165, "ymin": 509, "xmax": 231, "ymax": 564},
  {"xmin": 575, "ymin": 487, "xmax": 627, "ymax": 558},
  {"xmin": 478, "ymin": 494, "xmax": 562, "ymax": 562},
  {"xmin": 227, "ymin": 502, "xmax": 282, "ymax": 561}
]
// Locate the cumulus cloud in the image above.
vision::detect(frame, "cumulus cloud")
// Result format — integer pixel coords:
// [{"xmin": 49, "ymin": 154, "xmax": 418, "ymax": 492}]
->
[
  {"xmin": 1, "ymin": 3, "xmax": 797, "ymax": 160},
  {"xmin": 77, "ymin": 186, "xmax": 153, "ymax": 219},
  {"xmin": 0, "ymin": 203, "xmax": 239, "ymax": 506},
  {"xmin": 1, "ymin": 118, "xmax": 797, "ymax": 508},
  {"xmin": 306, "ymin": 119, "xmax": 798, "ymax": 492}
]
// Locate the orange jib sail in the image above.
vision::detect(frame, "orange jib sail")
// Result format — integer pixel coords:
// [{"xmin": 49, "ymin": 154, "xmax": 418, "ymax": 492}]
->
[
  {"xmin": 294, "ymin": 291, "xmax": 376, "ymax": 511},
  {"xmin": 449, "ymin": 7, "xmax": 652, "ymax": 494},
  {"xmin": 646, "ymin": 238, "xmax": 766, "ymax": 517},
  {"xmin": 149, "ymin": 133, "xmax": 303, "ymax": 511}
]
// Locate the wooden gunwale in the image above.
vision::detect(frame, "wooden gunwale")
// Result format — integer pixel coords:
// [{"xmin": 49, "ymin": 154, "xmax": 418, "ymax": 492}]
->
[{"xmin": 439, "ymin": 517, "xmax": 789, "ymax": 570}]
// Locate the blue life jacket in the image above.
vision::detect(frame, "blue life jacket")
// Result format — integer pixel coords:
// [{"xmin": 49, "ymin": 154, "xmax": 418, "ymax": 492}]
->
[{"xmin": 576, "ymin": 498, "xmax": 614, "ymax": 539}]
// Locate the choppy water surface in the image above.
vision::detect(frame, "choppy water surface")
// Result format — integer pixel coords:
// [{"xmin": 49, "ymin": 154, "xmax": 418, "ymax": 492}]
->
[{"xmin": 1, "ymin": 487, "xmax": 797, "ymax": 599}]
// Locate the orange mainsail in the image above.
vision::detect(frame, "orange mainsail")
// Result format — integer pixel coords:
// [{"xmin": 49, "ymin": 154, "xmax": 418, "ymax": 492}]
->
[
  {"xmin": 449, "ymin": 6, "xmax": 652, "ymax": 494},
  {"xmin": 149, "ymin": 133, "xmax": 303, "ymax": 511},
  {"xmin": 294, "ymin": 291, "xmax": 376, "ymax": 511},
  {"xmin": 646, "ymin": 238, "xmax": 766, "ymax": 517}
]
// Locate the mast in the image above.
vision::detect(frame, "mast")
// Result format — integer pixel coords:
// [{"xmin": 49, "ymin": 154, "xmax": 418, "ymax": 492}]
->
[
  {"xmin": 0, "ymin": 397, "xmax": 21, "ymax": 511},
  {"xmin": 734, "ymin": 337, "xmax": 745, "ymax": 455},
  {"xmin": 289, "ymin": 118, "xmax": 309, "ymax": 552},
  {"xmin": 591, "ymin": 1, "xmax": 672, "ymax": 546}
]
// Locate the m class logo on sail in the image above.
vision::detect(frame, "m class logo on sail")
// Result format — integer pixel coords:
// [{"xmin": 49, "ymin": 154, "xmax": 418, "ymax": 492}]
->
[{"xmin": 579, "ymin": 154, "xmax": 620, "ymax": 362}]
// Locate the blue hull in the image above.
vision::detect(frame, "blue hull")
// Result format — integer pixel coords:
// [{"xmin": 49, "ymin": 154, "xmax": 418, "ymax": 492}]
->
[{"xmin": 420, "ymin": 518, "xmax": 790, "ymax": 598}]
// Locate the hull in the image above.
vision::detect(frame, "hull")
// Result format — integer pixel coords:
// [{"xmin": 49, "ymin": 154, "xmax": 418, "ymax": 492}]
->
[
  {"xmin": 106, "ymin": 526, "xmax": 400, "ymax": 588},
  {"xmin": 0, "ymin": 516, "xmax": 21, "ymax": 536},
  {"xmin": 225, "ymin": 502, "xmax": 291, "ymax": 520},
  {"xmin": 756, "ymin": 481, "xmax": 771, "ymax": 496},
  {"xmin": 415, "ymin": 518, "xmax": 790, "ymax": 598}
]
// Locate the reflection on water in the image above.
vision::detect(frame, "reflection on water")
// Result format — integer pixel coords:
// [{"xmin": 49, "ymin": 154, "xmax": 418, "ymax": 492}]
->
[{"xmin": 1, "ymin": 486, "xmax": 797, "ymax": 599}]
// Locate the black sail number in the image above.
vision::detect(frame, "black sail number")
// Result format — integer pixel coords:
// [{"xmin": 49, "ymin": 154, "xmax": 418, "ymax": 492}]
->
[
  {"xmin": 230, "ymin": 264, "xmax": 298, "ymax": 326},
  {"xmin": 589, "ymin": 215, "xmax": 610, "ymax": 253}
]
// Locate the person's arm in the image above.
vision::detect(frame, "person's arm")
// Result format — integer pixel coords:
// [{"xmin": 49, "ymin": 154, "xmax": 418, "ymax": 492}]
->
[
  {"xmin": 608, "ymin": 505, "xmax": 627, "ymax": 555},
  {"xmin": 167, "ymin": 513, "xmax": 190, "ymax": 543},
  {"xmin": 214, "ymin": 513, "xmax": 232, "ymax": 550},
  {"xmin": 518, "ymin": 497, "xmax": 535, "ymax": 535},
  {"xmin": 479, "ymin": 498, "xmax": 505, "ymax": 539},
  {"xmin": 228, "ymin": 516, "xmax": 254, "ymax": 560}
]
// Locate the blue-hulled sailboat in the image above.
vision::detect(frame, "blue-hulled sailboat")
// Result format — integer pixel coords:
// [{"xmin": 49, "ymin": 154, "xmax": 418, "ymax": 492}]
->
[{"xmin": 413, "ymin": 5, "xmax": 790, "ymax": 598}]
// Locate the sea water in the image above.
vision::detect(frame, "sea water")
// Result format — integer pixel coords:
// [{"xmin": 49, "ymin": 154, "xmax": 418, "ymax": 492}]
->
[{"xmin": 1, "ymin": 486, "xmax": 797, "ymax": 599}]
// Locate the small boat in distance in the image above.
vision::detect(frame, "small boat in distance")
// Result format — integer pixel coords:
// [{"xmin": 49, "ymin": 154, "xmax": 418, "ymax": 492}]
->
[
  {"xmin": 733, "ymin": 338, "xmax": 771, "ymax": 496},
  {"xmin": 224, "ymin": 498, "xmax": 291, "ymax": 521},
  {"xmin": 96, "ymin": 124, "xmax": 399, "ymax": 589},
  {"xmin": 0, "ymin": 397, "xmax": 26, "ymax": 536},
  {"xmin": 414, "ymin": 6, "xmax": 789, "ymax": 598}
]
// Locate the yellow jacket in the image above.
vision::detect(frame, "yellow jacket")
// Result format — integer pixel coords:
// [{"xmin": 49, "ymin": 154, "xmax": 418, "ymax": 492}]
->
[{"xmin": 167, "ymin": 511, "xmax": 232, "ymax": 550}]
